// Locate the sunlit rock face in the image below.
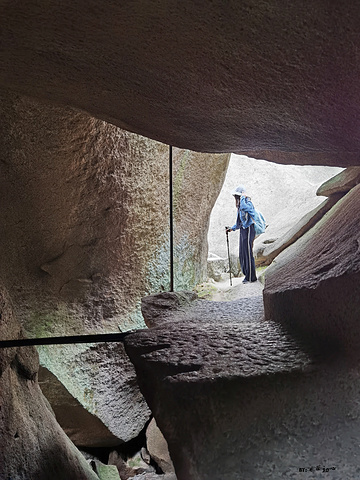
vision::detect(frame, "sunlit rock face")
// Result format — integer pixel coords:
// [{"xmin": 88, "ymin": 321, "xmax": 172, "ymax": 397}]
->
[
  {"xmin": 256, "ymin": 166, "xmax": 360, "ymax": 266},
  {"xmin": 263, "ymin": 184, "xmax": 360, "ymax": 355},
  {"xmin": 316, "ymin": 166, "xmax": 360, "ymax": 197},
  {"xmin": 208, "ymin": 154, "xmax": 343, "ymax": 266},
  {"xmin": 0, "ymin": 90, "xmax": 229, "ymax": 446},
  {"xmin": 0, "ymin": 286, "xmax": 98, "ymax": 480},
  {"xmin": 1, "ymin": 2, "xmax": 360, "ymax": 164}
]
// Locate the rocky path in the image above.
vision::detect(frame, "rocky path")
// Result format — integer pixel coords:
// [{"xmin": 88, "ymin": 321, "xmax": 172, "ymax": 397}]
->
[
  {"xmin": 126, "ymin": 287, "xmax": 310, "ymax": 385},
  {"xmin": 123, "ymin": 288, "xmax": 317, "ymax": 480},
  {"xmin": 122, "ymin": 280, "xmax": 359, "ymax": 480},
  {"xmin": 205, "ymin": 274, "xmax": 265, "ymax": 302}
]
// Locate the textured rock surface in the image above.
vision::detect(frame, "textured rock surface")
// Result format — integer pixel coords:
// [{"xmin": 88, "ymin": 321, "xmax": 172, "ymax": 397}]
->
[
  {"xmin": 0, "ymin": 91, "xmax": 227, "ymax": 336},
  {"xmin": 125, "ymin": 292, "xmax": 360, "ymax": 480},
  {"xmin": 146, "ymin": 418, "xmax": 175, "ymax": 474},
  {"xmin": 208, "ymin": 155, "xmax": 342, "ymax": 264},
  {"xmin": 2, "ymin": 2, "xmax": 360, "ymax": 165},
  {"xmin": 316, "ymin": 166, "xmax": 360, "ymax": 196},
  {"xmin": 255, "ymin": 194, "xmax": 342, "ymax": 266},
  {"xmin": 206, "ymin": 254, "xmax": 227, "ymax": 282},
  {"xmin": 263, "ymin": 184, "xmax": 360, "ymax": 354},
  {"xmin": 38, "ymin": 364, "xmax": 134, "ymax": 447},
  {"xmin": 38, "ymin": 342, "xmax": 151, "ymax": 446},
  {"xmin": 141, "ymin": 291, "xmax": 265, "ymax": 328},
  {"xmin": 0, "ymin": 287, "xmax": 98, "ymax": 480},
  {"xmin": 0, "ymin": 90, "xmax": 228, "ymax": 446}
]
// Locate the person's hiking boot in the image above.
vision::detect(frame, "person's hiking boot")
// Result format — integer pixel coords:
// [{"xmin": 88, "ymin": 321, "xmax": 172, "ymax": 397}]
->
[{"xmin": 242, "ymin": 278, "xmax": 249, "ymax": 284}]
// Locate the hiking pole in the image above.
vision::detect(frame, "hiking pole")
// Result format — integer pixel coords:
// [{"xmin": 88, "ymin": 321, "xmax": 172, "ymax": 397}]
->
[{"xmin": 225, "ymin": 227, "xmax": 232, "ymax": 286}]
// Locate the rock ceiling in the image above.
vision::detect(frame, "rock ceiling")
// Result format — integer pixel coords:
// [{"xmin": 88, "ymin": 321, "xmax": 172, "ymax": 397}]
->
[{"xmin": 1, "ymin": 1, "xmax": 360, "ymax": 166}]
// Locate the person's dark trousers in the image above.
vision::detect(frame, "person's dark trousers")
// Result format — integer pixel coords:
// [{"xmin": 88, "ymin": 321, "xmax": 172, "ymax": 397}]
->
[{"xmin": 239, "ymin": 223, "xmax": 257, "ymax": 282}]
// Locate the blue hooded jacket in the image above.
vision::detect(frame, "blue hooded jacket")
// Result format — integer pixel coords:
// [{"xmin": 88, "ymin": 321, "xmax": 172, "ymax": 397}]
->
[{"xmin": 231, "ymin": 195, "xmax": 255, "ymax": 230}]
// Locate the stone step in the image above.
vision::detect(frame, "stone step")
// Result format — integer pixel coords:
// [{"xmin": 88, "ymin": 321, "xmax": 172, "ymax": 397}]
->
[{"xmin": 124, "ymin": 291, "xmax": 360, "ymax": 480}]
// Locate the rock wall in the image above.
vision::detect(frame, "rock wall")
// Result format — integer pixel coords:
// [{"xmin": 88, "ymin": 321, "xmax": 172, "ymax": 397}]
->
[
  {"xmin": 0, "ymin": 90, "xmax": 229, "ymax": 336},
  {"xmin": 263, "ymin": 183, "xmax": 360, "ymax": 355},
  {"xmin": 0, "ymin": 286, "xmax": 98, "ymax": 480},
  {"xmin": 0, "ymin": 89, "xmax": 229, "ymax": 447}
]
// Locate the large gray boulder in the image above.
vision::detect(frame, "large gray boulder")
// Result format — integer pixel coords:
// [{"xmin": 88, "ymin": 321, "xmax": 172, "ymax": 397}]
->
[
  {"xmin": 38, "ymin": 343, "xmax": 150, "ymax": 447},
  {"xmin": 263, "ymin": 183, "xmax": 360, "ymax": 354},
  {"xmin": 2, "ymin": 2, "xmax": 360, "ymax": 165}
]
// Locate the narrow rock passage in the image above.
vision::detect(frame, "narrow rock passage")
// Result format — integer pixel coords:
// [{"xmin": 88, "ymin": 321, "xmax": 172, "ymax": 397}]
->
[
  {"xmin": 126, "ymin": 286, "xmax": 311, "ymax": 384},
  {"xmin": 123, "ymin": 281, "xmax": 360, "ymax": 480},
  {"xmin": 205, "ymin": 274, "xmax": 265, "ymax": 302}
]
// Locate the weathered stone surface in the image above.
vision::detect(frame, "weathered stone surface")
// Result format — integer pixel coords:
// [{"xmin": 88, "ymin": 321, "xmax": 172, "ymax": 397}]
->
[
  {"xmin": 38, "ymin": 365, "xmax": 122, "ymax": 447},
  {"xmin": 0, "ymin": 91, "xmax": 228, "ymax": 337},
  {"xmin": 316, "ymin": 166, "xmax": 360, "ymax": 197},
  {"xmin": 263, "ymin": 184, "xmax": 360, "ymax": 354},
  {"xmin": 38, "ymin": 342, "xmax": 151, "ymax": 446},
  {"xmin": 2, "ymin": 3, "xmax": 360, "ymax": 165},
  {"xmin": 208, "ymin": 155, "xmax": 343, "ymax": 264},
  {"xmin": 141, "ymin": 292, "xmax": 198, "ymax": 329},
  {"xmin": 0, "ymin": 287, "xmax": 98, "ymax": 480},
  {"xmin": 146, "ymin": 419, "xmax": 175, "ymax": 474},
  {"xmin": 207, "ymin": 254, "xmax": 226, "ymax": 282},
  {"xmin": 124, "ymin": 293, "xmax": 360, "ymax": 479},
  {"xmin": 125, "ymin": 319, "xmax": 311, "ymax": 388},
  {"xmin": 0, "ymin": 90, "xmax": 228, "ymax": 447},
  {"xmin": 255, "ymin": 194, "xmax": 342, "ymax": 266},
  {"xmin": 141, "ymin": 291, "xmax": 265, "ymax": 329}
]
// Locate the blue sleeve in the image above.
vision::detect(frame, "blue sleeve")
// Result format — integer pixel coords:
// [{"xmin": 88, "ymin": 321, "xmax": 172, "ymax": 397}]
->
[{"xmin": 240, "ymin": 197, "xmax": 256, "ymax": 216}]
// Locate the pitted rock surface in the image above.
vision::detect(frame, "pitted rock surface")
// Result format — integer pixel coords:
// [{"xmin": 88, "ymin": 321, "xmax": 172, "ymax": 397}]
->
[
  {"xmin": 124, "ymin": 292, "xmax": 360, "ymax": 480},
  {"xmin": 141, "ymin": 291, "xmax": 265, "ymax": 328},
  {"xmin": 125, "ymin": 319, "xmax": 312, "ymax": 383},
  {"xmin": 136, "ymin": 292, "xmax": 312, "ymax": 383}
]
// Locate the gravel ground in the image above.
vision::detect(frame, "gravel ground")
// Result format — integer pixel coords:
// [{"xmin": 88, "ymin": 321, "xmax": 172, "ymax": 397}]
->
[{"xmin": 197, "ymin": 272, "xmax": 265, "ymax": 302}]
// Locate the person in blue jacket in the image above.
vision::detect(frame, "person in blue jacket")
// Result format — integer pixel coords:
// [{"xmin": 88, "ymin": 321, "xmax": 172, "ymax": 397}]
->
[{"xmin": 226, "ymin": 185, "xmax": 257, "ymax": 284}]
